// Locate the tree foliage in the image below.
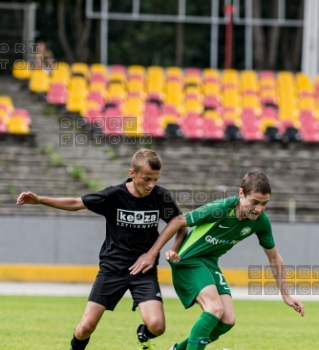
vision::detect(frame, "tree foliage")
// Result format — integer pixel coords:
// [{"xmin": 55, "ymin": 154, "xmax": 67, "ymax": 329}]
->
[{"xmin": 0, "ymin": 0, "xmax": 304, "ymax": 70}]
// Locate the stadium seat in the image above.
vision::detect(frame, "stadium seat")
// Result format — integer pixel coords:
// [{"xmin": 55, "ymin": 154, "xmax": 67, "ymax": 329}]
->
[
  {"xmin": 87, "ymin": 90, "xmax": 105, "ymax": 108},
  {"xmin": 12, "ymin": 60, "xmax": 32, "ymax": 80},
  {"xmin": 222, "ymin": 69, "xmax": 239, "ymax": 89},
  {"xmin": 0, "ymin": 96, "xmax": 14, "ymax": 113},
  {"xmin": 71, "ymin": 62, "xmax": 90, "ymax": 79},
  {"xmin": 128, "ymin": 65, "xmax": 145, "ymax": 81},
  {"xmin": 90, "ymin": 63, "xmax": 108, "ymax": 76},
  {"xmin": 109, "ymin": 65, "xmax": 126, "ymax": 84},
  {"xmin": 224, "ymin": 124, "xmax": 242, "ymax": 140},
  {"xmin": 122, "ymin": 97, "xmax": 144, "ymax": 118},
  {"xmin": 127, "ymin": 79, "xmax": 145, "ymax": 97},
  {"xmin": 296, "ymin": 73, "xmax": 314, "ymax": 97},
  {"xmin": 66, "ymin": 95, "xmax": 86, "ymax": 114},
  {"xmin": 89, "ymin": 72, "xmax": 107, "ymax": 85},
  {"xmin": 0, "ymin": 118, "xmax": 8, "ymax": 133},
  {"xmin": 166, "ymin": 67, "xmax": 183, "ymax": 81},
  {"xmin": 203, "ymin": 68, "xmax": 219, "ymax": 83},
  {"xmin": 164, "ymin": 123, "xmax": 183, "ymax": 137},
  {"xmin": 11, "ymin": 109, "xmax": 32, "ymax": 127},
  {"xmin": 107, "ymin": 84, "xmax": 126, "ymax": 104},
  {"xmin": 46, "ymin": 83, "xmax": 68, "ymax": 105},
  {"xmin": 7, "ymin": 117, "xmax": 30, "ymax": 134},
  {"xmin": 241, "ymin": 122, "xmax": 264, "ymax": 141},
  {"xmin": 159, "ymin": 114, "xmax": 179, "ymax": 130},
  {"xmin": 0, "ymin": 109, "xmax": 10, "ymax": 125},
  {"xmin": 202, "ymin": 118, "xmax": 224, "ymax": 140},
  {"xmin": 29, "ymin": 70, "xmax": 51, "ymax": 93}
]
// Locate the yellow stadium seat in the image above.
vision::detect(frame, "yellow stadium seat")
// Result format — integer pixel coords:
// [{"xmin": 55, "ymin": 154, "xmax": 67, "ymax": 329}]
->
[
  {"xmin": 90, "ymin": 63, "xmax": 108, "ymax": 76},
  {"xmin": 241, "ymin": 70, "xmax": 259, "ymax": 92},
  {"xmin": 299, "ymin": 97, "xmax": 315, "ymax": 110},
  {"xmin": 89, "ymin": 81, "xmax": 106, "ymax": 93},
  {"xmin": 122, "ymin": 97, "xmax": 144, "ymax": 117},
  {"xmin": 57, "ymin": 62, "xmax": 70, "ymax": 71},
  {"xmin": 166, "ymin": 67, "xmax": 183, "ymax": 80},
  {"xmin": 185, "ymin": 75, "xmax": 201, "ymax": 87},
  {"xmin": 0, "ymin": 96, "xmax": 14, "ymax": 110},
  {"xmin": 184, "ymin": 100, "xmax": 203, "ymax": 114},
  {"xmin": 109, "ymin": 72, "xmax": 126, "ymax": 84},
  {"xmin": 127, "ymin": 80, "xmax": 145, "ymax": 94},
  {"xmin": 29, "ymin": 70, "xmax": 50, "ymax": 93},
  {"xmin": 147, "ymin": 66, "xmax": 165, "ymax": 80},
  {"xmin": 203, "ymin": 68, "xmax": 219, "ymax": 81},
  {"xmin": 147, "ymin": 81, "xmax": 165, "ymax": 96},
  {"xmin": 260, "ymin": 77, "xmax": 276, "ymax": 86},
  {"xmin": 278, "ymin": 108, "xmax": 299, "ymax": 122},
  {"xmin": 108, "ymin": 84, "xmax": 126, "ymax": 101},
  {"xmin": 71, "ymin": 62, "xmax": 90, "ymax": 79},
  {"xmin": 222, "ymin": 69, "xmax": 239, "ymax": 86},
  {"xmin": 69, "ymin": 76, "xmax": 87, "ymax": 89},
  {"xmin": 296, "ymin": 73, "xmax": 314, "ymax": 95},
  {"xmin": 223, "ymin": 90, "xmax": 240, "ymax": 107},
  {"xmin": 66, "ymin": 95, "xmax": 86, "ymax": 113},
  {"xmin": 203, "ymin": 110, "xmax": 222, "ymax": 121},
  {"xmin": 12, "ymin": 60, "xmax": 32, "ymax": 80},
  {"xmin": 7, "ymin": 117, "xmax": 30, "ymax": 134},
  {"xmin": 166, "ymin": 81, "xmax": 183, "ymax": 95},
  {"xmin": 203, "ymin": 83, "xmax": 220, "ymax": 97},
  {"xmin": 128, "ymin": 65, "xmax": 145, "ymax": 79},
  {"xmin": 80, "ymin": 99, "xmax": 101, "ymax": 117},
  {"xmin": 242, "ymin": 95, "xmax": 261, "ymax": 110}
]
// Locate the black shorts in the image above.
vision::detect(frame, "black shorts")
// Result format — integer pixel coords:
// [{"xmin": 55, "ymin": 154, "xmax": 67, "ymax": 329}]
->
[{"xmin": 88, "ymin": 268, "xmax": 163, "ymax": 311}]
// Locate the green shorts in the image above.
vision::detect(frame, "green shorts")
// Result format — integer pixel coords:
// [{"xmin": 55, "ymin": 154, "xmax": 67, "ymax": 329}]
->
[{"xmin": 170, "ymin": 257, "xmax": 231, "ymax": 309}]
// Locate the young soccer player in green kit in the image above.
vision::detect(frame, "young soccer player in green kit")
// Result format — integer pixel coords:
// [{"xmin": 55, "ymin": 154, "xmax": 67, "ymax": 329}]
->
[{"xmin": 130, "ymin": 171, "xmax": 305, "ymax": 350}]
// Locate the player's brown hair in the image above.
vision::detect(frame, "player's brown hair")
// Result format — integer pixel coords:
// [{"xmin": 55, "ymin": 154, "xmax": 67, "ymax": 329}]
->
[
  {"xmin": 241, "ymin": 171, "xmax": 271, "ymax": 196},
  {"xmin": 131, "ymin": 149, "xmax": 162, "ymax": 172}
]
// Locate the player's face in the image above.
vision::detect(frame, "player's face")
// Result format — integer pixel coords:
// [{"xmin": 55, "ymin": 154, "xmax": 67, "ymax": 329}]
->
[
  {"xmin": 239, "ymin": 189, "xmax": 270, "ymax": 220},
  {"xmin": 129, "ymin": 165, "xmax": 161, "ymax": 197}
]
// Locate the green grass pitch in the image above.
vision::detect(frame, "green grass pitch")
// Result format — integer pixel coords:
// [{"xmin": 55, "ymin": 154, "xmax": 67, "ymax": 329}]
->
[{"xmin": 0, "ymin": 295, "xmax": 317, "ymax": 349}]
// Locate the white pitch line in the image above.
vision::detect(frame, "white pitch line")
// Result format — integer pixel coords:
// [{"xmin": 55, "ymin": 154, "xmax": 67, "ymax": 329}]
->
[{"xmin": 0, "ymin": 282, "xmax": 318, "ymax": 301}]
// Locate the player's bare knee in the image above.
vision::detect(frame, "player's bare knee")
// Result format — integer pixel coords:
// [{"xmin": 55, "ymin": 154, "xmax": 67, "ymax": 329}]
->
[
  {"xmin": 77, "ymin": 321, "xmax": 97, "ymax": 336},
  {"xmin": 223, "ymin": 313, "xmax": 236, "ymax": 325},
  {"xmin": 209, "ymin": 305, "xmax": 225, "ymax": 319},
  {"xmin": 147, "ymin": 320, "xmax": 165, "ymax": 336}
]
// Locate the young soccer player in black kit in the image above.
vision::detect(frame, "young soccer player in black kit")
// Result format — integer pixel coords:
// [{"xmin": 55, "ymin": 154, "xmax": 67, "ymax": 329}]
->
[{"xmin": 17, "ymin": 148, "xmax": 187, "ymax": 350}]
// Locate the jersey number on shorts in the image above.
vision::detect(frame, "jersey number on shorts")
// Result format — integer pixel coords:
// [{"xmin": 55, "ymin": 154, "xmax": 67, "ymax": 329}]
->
[{"xmin": 215, "ymin": 271, "xmax": 230, "ymax": 290}]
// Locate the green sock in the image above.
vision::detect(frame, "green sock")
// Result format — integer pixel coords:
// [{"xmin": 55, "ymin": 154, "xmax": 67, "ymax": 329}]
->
[
  {"xmin": 209, "ymin": 321, "xmax": 234, "ymax": 342},
  {"xmin": 186, "ymin": 311, "xmax": 220, "ymax": 350},
  {"xmin": 176, "ymin": 338, "xmax": 188, "ymax": 350}
]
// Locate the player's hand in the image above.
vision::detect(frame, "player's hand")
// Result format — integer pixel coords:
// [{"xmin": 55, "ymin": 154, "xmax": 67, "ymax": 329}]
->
[
  {"xmin": 283, "ymin": 295, "xmax": 305, "ymax": 316},
  {"xmin": 16, "ymin": 192, "xmax": 40, "ymax": 206},
  {"xmin": 129, "ymin": 252, "xmax": 157, "ymax": 275},
  {"xmin": 165, "ymin": 249, "xmax": 180, "ymax": 263}
]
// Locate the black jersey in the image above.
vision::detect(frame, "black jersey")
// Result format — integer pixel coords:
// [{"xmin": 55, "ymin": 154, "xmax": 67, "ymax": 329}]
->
[{"xmin": 82, "ymin": 179, "xmax": 181, "ymax": 272}]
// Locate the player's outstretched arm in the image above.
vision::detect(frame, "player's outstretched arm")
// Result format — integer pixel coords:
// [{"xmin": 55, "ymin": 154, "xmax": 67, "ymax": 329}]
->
[
  {"xmin": 16, "ymin": 191, "xmax": 86, "ymax": 211},
  {"xmin": 165, "ymin": 226, "xmax": 188, "ymax": 263},
  {"xmin": 129, "ymin": 214, "xmax": 188, "ymax": 274},
  {"xmin": 263, "ymin": 247, "xmax": 305, "ymax": 317}
]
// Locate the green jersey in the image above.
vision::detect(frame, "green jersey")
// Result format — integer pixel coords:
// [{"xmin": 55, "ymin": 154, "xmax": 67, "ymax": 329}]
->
[{"xmin": 180, "ymin": 196, "xmax": 275, "ymax": 263}]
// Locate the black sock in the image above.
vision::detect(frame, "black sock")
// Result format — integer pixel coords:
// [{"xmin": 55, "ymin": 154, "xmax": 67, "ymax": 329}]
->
[
  {"xmin": 70, "ymin": 335, "xmax": 90, "ymax": 350},
  {"xmin": 137, "ymin": 324, "xmax": 157, "ymax": 342}
]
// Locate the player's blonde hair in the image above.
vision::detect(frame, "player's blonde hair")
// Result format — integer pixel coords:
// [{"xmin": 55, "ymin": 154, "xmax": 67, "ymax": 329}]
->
[
  {"xmin": 131, "ymin": 149, "xmax": 162, "ymax": 173},
  {"xmin": 241, "ymin": 171, "xmax": 271, "ymax": 196}
]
